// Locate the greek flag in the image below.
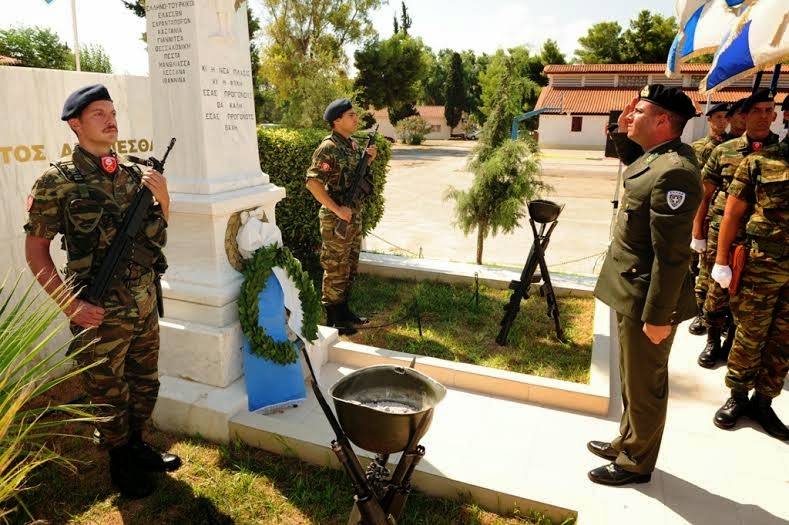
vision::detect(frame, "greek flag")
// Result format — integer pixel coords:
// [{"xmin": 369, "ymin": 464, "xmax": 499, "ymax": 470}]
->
[
  {"xmin": 700, "ymin": 0, "xmax": 789, "ymax": 93},
  {"xmin": 666, "ymin": 0, "xmax": 745, "ymax": 77}
]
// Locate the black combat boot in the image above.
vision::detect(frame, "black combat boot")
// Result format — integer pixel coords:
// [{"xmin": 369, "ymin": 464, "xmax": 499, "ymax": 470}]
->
[
  {"xmin": 697, "ymin": 326, "xmax": 722, "ymax": 368},
  {"xmin": 326, "ymin": 304, "xmax": 357, "ymax": 335},
  {"xmin": 688, "ymin": 307, "xmax": 707, "ymax": 335},
  {"xmin": 720, "ymin": 324, "xmax": 736, "ymax": 360},
  {"xmin": 128, "ymin": 429, "xmax": 182, "ymax": 472},
  {"xmin": 749, "ymin": 392, "xmax": 789, "ymax": 441},
  {"xmin": 109, "ymin": 445, "xmax": 156, "ymax": 499},
  {"xmin": 714, "ymin": 389, "xmax": 750, "ymax": 429},
  {"xmin": 341, "ymin": 302, "xmax": 369, "ymax": 325}
]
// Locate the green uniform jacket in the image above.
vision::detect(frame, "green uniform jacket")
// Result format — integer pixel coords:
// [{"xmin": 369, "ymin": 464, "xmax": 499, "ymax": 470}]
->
[{"xmin": 595, "ymin": 133, "xmax": 702, "ymax": 325}]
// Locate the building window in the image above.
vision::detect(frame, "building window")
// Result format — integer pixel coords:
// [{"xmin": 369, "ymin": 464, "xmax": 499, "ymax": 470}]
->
[
  {"xmin": 619, "ymin": 75, "xmax": 648, "ymax": 87},
  {"xmin": 571, "ymin": 116, "xmax": 583, "ymax": 132},
  {"xmin": 430, "ymin": 124, "xmax": 441, "ymax": 132}
]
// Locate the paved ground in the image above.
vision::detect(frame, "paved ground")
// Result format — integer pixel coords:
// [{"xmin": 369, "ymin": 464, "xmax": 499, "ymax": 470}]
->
[{"xmin": 365, "ymin": 140, "xmax": 623, "ymax": 276}]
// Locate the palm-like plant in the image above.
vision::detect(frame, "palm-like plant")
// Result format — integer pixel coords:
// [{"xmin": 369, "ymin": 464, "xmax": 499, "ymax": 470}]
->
[{"xmin": 0, "ymin": 272, "xmax": 104, "ymax": 522}]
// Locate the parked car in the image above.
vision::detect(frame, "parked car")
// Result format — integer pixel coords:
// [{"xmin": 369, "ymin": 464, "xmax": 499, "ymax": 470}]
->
[{"xmin": 465, "ymin": 129, "xmax": 481, "ymax": 140}]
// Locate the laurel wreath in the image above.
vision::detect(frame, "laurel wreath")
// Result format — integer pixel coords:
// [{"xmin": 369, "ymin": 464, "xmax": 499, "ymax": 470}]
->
[{"xmin": 238, "ymin": 244, "xmax": 320, "ymax": 365}]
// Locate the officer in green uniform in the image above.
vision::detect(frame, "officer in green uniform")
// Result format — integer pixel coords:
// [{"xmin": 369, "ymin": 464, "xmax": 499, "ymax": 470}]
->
[
  {"xmin": 693, "ymin": 91, "xmax": 780, "ymax": 368},
  {"xmin": 588, "ymin": 85, "xmax": 701, "ymax": 486},
  {"xmin": 711, "ymin": 94, "xmax": 789, "ymax": 441},
  {"xmin": 24, "ymin": 85, "xmax": 181, "ymax": 499},
  {"xmin": 306, "ymin": 99, "xmax": 377, "ymax": 335},
  {"xmin": 687, "ymin": 101, "xmax": 731, "ymax": 336}
]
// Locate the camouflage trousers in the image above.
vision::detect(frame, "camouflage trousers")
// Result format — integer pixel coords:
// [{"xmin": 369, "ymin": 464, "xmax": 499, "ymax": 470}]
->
[
  {"xmin": 694, "ymin": 227, "xmax": 713, "ymax": 308},
  {"xmin": 70, "ymin": 278, "xmax": 160, "ymax": 448},
  {"xmin": 319, "ymin": 208, "xmax": 362, "ymax": 305},
  {"xmin": 702, "ymin": 223, "xmax": 734, "ymax": 328},
  {"xmin": 727, "ymin": 251, "xmax": 789, "ymax": 398}
]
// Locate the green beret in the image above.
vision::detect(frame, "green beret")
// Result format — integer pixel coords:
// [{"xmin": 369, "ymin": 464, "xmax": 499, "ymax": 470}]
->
[
  {"xmin": 323, "ymin": 98, "xmax": 353, "ymax": 123},
  {"xmin": 639, "ymin": 84, "xmax": 697, "ymax": 120},
  {"xmin": 726, "ymin": 98, "xmax": 747, "ymax": 117},
  {"xmin": 742, "ymin": 89, "xmax": 775, "ymax": 112},
  {"xmin": 61, "ymin": 84, "xmax": 112, "ymax": 121},
  {"xmin": 705, "ymin": 102, "xmax": 730, "ymax": 116}
]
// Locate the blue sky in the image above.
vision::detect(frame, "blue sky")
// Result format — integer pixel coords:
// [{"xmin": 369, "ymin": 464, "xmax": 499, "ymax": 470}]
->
[{"xmin": 1, "ymin": 0, "xmax": 674, "ymax": 75}]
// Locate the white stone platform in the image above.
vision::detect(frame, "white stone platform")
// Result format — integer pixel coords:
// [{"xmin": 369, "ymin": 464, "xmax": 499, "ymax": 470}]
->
[{"xmin": 153, "ymin": 254, "xmax": 789, "ymax": 524}]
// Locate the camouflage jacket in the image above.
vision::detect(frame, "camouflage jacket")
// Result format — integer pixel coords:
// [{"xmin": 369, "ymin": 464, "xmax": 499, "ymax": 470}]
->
[
  {"xmin": 691, "ymin": 133, "xmax": 726, "ymax": 169},
  {"xmin": 729, "ymin": 141, "xmax": 789, "ymax": 245},
  {"xmin": 701, "ymin": 131, "xmax": 779, "ymax": 223},
  {"xmin": 306, "ymin": 131, "xmax": 364, "ymax": 211},
  {"xmin": 24, "ymin": 146, "xmax": 168, "ymax": 288}
]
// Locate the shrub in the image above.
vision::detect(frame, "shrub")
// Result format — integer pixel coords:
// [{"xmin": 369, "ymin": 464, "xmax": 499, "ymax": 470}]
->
[
  {"xmin": 0, "ymin": 273, "xmax": 103, "ymax": 522},
  {"xmin": 395, "ymin": 115, "xmax": 432, "ymax": 145},
  {"xmin": 257, "ymin": 127, "xmax": 392, "ymax": 259}
]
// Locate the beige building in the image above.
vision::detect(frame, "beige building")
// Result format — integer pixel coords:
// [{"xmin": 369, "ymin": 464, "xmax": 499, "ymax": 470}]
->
[
  {"xmin": 373, "ymin": 105, "xmax": 452, "ymax": 141},
  {"xmin": 534, "ymin": 63, "xmax": 788, "ymax": 150}
]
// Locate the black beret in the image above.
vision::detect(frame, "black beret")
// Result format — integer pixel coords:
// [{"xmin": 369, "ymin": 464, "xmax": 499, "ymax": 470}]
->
[
  {"xmin": 61, "ymin": 84, "xmax": 112, "ymax": 121},
  {"xmin": 780, "ymin": 96, "xmax": 789, "ymax": 111},
  {"xmin": 726, "ymin": 98, "xmax": 747, "ymax": 117},
  {"xmin": 639, "ymin": 84, "xmax": 697, "ymax": 120},
  {"xmin": 323, "ymin": 98, "xmax": 353, "ymax": 123},
  {"xmin": 741, "ymin": 89, "xmax": 774, "ymax": 112},
  {"xmin": 705, "ymin": 102, "xmax": 730, "ymax": 116}
]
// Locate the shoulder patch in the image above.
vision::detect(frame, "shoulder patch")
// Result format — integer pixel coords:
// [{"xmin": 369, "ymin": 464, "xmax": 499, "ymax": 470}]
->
[{"xmin": 667, "ymin": 190, "xmax": 686, "ymax": 210}]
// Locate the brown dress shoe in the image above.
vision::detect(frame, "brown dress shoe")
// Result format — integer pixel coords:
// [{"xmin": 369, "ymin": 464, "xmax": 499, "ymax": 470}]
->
[
  {"xmin": 588, "ymin": 463, "xmax": 651, "ymax": 486},
  {"xmin": 586, "ymin": 440, "xmax": 618, "ymax": 460}
]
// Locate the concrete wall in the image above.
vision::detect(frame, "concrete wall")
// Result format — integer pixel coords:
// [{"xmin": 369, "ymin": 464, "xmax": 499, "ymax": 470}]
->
[
  {"xmin": 375, "ymin": 115, "xmax": 451, "ymax": 141},
  {"xmin": 0, "ymin": 66, "xmax": 152, "ymax": 355},
  {"xmin": 538, "ymin": 113, "xmax": 787, "ymax": 150}
]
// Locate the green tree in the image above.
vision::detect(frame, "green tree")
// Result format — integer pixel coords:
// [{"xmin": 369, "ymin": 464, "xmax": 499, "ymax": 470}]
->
[
  {"xmin": 399, "ymin": 1, "xmax": 413, "ymax": 36},
  {"xmin": 444, "ymin": 52, "xmax": 465, "ymax": 132},
  {"xmin": 260, "ymin": 0, "xmax": 382, "ymax": 126},
  {"xmin": 421, "ymin": 48, "xmax": 452, "ymax": 105},
  {"xmin": 446, "ymin": 60, "xmax": 548, "ymax": 264},
  {"xmin": 621, "ymin": 10, "xmax": 677, "ymax": 63},
  {"xmin": 354, "ymin": 33, "xmax": 429, "ymax": 125},
  {"xmin": 462, "ymin": 50, "xmax": 489, "ymax": 121},
  {"xmin": 575, "ymin": 21, "xmax": 623, "ymax": 63},
  {"xmin": 0, "ymin": 26, "xmax": 73, "ymax": 70},
  {"xmin": 478, "ymin": 49, "xmax": 540, "ymax": 130},
  {"xmin": 78, "ymin": 43, "xmax": 112, "ymax": 73}
]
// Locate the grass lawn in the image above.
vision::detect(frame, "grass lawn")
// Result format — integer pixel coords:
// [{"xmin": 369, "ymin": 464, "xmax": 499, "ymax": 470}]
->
[
  {"xmin": 9, "ymin": 379, "xmax": 574, "ymax": 525},
  {"xmin": 345, "ymin": 275, "xmax": 594, "ymax": 383}
]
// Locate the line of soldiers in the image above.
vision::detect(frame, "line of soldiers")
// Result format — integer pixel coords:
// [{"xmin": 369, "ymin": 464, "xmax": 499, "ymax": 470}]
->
[{"xmin": 688, "ymin": 90, "xmax": 789, "ymax": 441}]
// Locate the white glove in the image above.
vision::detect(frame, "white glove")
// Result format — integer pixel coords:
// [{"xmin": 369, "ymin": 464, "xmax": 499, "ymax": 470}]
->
[
  {"xmin": 711, "ymin": 263, "xmax": 732, "ymax": 289},
  {"xmin": 690, "ymin": 237, "xmax": 707, "ymax": 253}
]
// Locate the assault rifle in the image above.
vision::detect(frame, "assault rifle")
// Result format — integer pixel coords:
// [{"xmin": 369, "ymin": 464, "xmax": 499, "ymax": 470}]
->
[
  {"xmin": 334, "ymin": 125, "xmax": 379, "ymax": 239},
  {"xmin": 85, "ymin": 137, "xmax": 176, "ymax": 316},
  {"xmin": 496, "ymin": 200, "xmax": 566, "ymax": 345}
]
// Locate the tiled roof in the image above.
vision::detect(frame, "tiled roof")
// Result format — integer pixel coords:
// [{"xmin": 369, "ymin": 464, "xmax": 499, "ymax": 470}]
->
[
  {"xmin": 0, "ymin": 55, "xmax": 20, "ymax": 65},
  {"xmin": 543, "ymin": 63, "xmax": 712, "ymax": 74},
  {"xmin": 373, "ymin": 106, "xmax": 445, "ymax": 120},
  {"xmin": 534, "ymin": 86, "xmax": 788, "ymax": 115}
]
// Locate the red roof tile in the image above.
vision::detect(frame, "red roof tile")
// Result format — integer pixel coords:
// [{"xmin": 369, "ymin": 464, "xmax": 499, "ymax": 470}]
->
[
  {"xmin": 534, "ymin": 86, "xmax": 787, "ymax": 115},
  {"xmin": 372, "ymin": 106, "xmax": 445, "ymax": 120},
  {"xmin": 0, "ymin": 55, "xmax": 20, "ymax": 65},
  {"xmin": 543, "ymin": 63, "xmax": 712, "ymax": 74}
]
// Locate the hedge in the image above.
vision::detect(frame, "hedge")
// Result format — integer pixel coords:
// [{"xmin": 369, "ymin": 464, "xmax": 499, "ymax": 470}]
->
[{"xmin": 257, "ymin": 127, "xmax": 391, "ymax": 257}]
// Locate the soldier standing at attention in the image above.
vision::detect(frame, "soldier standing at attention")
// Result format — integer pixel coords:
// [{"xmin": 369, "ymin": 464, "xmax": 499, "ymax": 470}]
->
[
  {"xmin": 687, "ymin": 102, "xmax": 731, "ymax": 336},
  {"xmin": 306, "ymin": 99, "xmax": 377, "ymax": 335},
  {"xmin": 711, "ymin": 100, "xmax": 789, "ymax": 442},
  {"xmin": 588, "ymin": 85, "xmax": 701, "ymax": 486},
  {"xmin": 24, "ymin": 85, "xmax": 181, "ymax": 499},
  {"xmin": 693, "ymin": 91, "xmax": 780, "ymax": 369}
]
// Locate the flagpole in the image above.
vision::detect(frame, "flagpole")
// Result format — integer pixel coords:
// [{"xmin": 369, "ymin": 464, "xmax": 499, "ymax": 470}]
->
[{"xmin": 71, "ymin": 0, "xmax": 80, "ymax": 71}]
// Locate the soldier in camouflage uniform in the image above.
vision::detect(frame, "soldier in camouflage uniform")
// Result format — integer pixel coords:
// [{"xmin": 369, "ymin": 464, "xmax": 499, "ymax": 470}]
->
[
  {"xmin": 306, "ymin": 99, "xmax": 377, "ymax": 335},
  {"xmin": 24, "ymin": 85, "xmax": 181, "ymax": 499},
  {"xmin": 711, "ymin": 93, "xmax": 789, "ymax": 441},
  {"xmin": 693, "ymin": 92, "xmax": 780, "ymax": 369},
  {"xmin": 687, "ymin": 102, "xmax": 731, "ymax": 336}
]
